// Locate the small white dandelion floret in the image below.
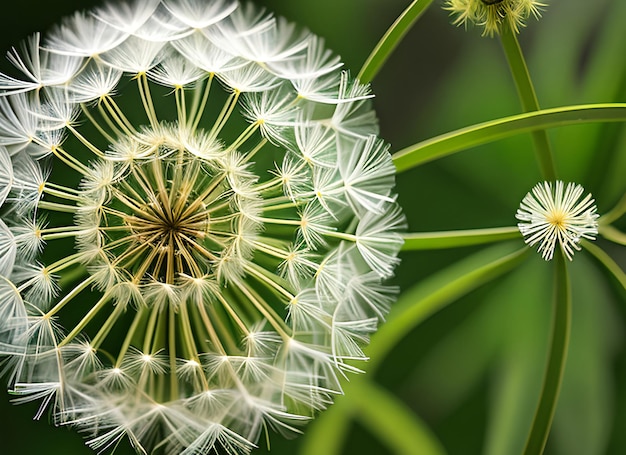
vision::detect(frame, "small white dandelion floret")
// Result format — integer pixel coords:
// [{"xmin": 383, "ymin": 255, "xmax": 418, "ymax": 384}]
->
[{"xmin": 516, "ymin": 181, "xmax": 599, "ymax": 261}]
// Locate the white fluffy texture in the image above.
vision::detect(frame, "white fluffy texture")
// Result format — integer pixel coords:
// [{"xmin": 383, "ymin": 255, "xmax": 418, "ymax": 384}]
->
[
  {"xmin": 0, "ymin": 145, "xmax": 13, "ymax": 206},
  {"xmin": 516, "ymin": 181, "xmax": 599, "ymax": 260},
  {"xmin": 0, "ymin": 1, "xmax": 406, "ymax": 454},
  {"xmin": 0, "ymin": 219, "xmax": 16, "ymax": 277},
  {"xmin": 0, "ymin": 33, "xmax": 83, "ymax": 92}
]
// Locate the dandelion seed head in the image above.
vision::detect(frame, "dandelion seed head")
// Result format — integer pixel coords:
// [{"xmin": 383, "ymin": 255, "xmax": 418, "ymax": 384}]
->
[{"xmin": 0, "ymin": 1, "xmax": 405, "ymax": 453}]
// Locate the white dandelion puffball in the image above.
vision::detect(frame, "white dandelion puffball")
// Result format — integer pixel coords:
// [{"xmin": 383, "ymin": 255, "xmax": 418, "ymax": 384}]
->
[
  {"xmin": 0, "ymin": 1, "xmax": 405, "ymax": 453},
  {"xmin": 516, "ymin": 181, "xmax": 598, "ymax": 261}
]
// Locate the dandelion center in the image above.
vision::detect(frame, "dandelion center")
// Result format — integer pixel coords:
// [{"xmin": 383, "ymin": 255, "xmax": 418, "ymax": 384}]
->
[{"xmin": 77, "ymin": 128, "xmax": 260, "ymax": 286}]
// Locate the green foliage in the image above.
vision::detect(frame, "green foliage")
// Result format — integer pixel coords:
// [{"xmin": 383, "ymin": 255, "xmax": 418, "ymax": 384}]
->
[{"xmin": 1, "ymin": 0, "xmax": 624, "ymax": 454}]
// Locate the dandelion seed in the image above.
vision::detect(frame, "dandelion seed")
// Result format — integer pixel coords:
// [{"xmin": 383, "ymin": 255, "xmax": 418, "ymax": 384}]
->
[
  {"xmin": 0, "ymin": 1, "xmax": 405, "ymax": 453},
  {"xmin": 516, "ymin": 181, "xmax": 599, "ymax": 260}
]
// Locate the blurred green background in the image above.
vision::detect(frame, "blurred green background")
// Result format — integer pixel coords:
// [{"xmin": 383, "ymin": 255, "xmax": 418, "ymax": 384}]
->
[{"xmin": 1, "ymin": 0, "xmax": 625, "ymax": 454}]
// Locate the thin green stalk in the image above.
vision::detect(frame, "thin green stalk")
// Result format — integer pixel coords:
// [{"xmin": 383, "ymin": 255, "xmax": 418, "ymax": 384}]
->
[
  {"xmin": 169, "ymin": 305, "xmax": 178, "ymax": 400},
  {"xmin": 599, "ymin": 225, "xmax": 626, "ymax": 246},
  {"xmin": 115, "ymin": 306, "xmax": 148, "ymax": 367},
  {"xmin": 522, "ymin": 252, "xmax": 571, "ymax": 455},
  {"xmin": 358, "ymin": 0, "xmax": 434, "ymax": 83},
  {"xmin": 300, "ymin": 395, "xmax": 355, "ymax": 455},
  {"xmin": 500, "ymin": 21, "xmax": 557, "ymax": 181},
  {"xmin": 58, "ymin": 292, "xmax": 112, "ymax": 348},
  {"xmin": 599, "ymin": 192, "xmax": 626, "ymax": 225},
  {"xmin": 367, "ymin": 244, "xmax": 528, "ymax": 373},
  {"xmin": 44, "ymin": 276, "xmax": 96, "ymax": 318},
  {"xmin": 402, "ymin": 226, "xmax": 520, "ymax": 250},
  {"xmin": 582, "ymin": 240, "xmax": 626, "ymax": 291},
  {"xmin": 391, "ymin": 103, "xmax": 626, "ymax": 172}
]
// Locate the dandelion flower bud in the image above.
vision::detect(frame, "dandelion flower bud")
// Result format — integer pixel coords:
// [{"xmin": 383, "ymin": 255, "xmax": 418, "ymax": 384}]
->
[
  {"xmin": 0, "ymin": 1, "xmax": 405, "ymax": 453},
  {"xmin": 445, "ymin": 0, "xmax": 545, "ymax": 36},
  {"xmin": 516, "ymin": 181, "xmax": 599, "ymax": 260}
]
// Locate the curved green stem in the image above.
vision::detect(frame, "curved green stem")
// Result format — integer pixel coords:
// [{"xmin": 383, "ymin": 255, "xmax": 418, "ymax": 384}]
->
[
  {"xmin": 599, "ymin": 225, "xmax": 626, "ymax": 246},
  {"xmin": 500, "ymin": 21, "xmax": 557, "ymax": 181},
  {"xmin": 300, "ymin": 395, "xmax": 355, "ymax": 455},
  {"xmin": 402, "ymin": 226, "xmax": 520, "ymax": 250},
  {"xmin": 351, "ymin": 380, "xmax": 446, "ymax": 455},
  {"xmin": 302, "ymin": 244, "xmax": 528, "ymax": 455},
  {"xmin": 367, "ymin": 244, "xmax": 528, "ymax": 373},
  {"xmin": 600, "ymin": 192, "xmax": 626, "ymax": 225},
  {"xmin": 522, "ymin": 252, "xmax": 571, "ymax": 455},
  {"xmin": 358, "ymin": 0, "xmax": 434, "ymax": 84},
  {"xmin": 391, "ymin": 103, "xmax": 626, "ymax": 172},
  {"xmin": 582, "ymin": 240, "xmax": 626, "ymax": 291}
]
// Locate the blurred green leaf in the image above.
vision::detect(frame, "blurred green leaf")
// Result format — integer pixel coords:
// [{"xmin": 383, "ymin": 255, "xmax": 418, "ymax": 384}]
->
[
  {"xmin": 582, "ymin": 241, "xmax": 626, "ymax": 292},
  {"xmin": 578, "ymin": 1, "xmax": 626, "ymax": 202},
  {"xmin": 601, "ymin": 193, "xmax": 626, "ymax": 225},
  {"xmin": 483, "ymin": 259, "xmax": 552, "ymax": 455},
  {"xmin": 351, "ymin": 380, "xmax": 446, "ymax": 455},
  {"xmin": 405, "ymin": 256, "xmax": 553, "ymax": 455},
  {"xmin": 301, "ymin": 244, "xmax": 528, "ymax": 455},
  {"xmin": 298, "ymin": 394, "xmax": 356, "ymax": 455},
  {"xmin": 550, "ymin": 255, "xmax": 622, "ymax": 455},
  {"xmin": 600, "ymin": 225, "xmax": 626, "ymax": 246},
  {"xmin": 530, "ymin": 0, "xmax": 626, "ymax": 202},
  {"xmin": 368, "ymin": 243, "xmax": 529, "ymax": 372}
]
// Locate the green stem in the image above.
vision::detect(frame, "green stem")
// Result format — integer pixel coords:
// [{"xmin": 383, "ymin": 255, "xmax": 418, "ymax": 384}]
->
[
  {"xmin": 522, "ymin": 252, "xmax": 571, "ymax": 455},
  {"xmin": 57, "ymin": 291, "xmax": 112, "ymax": 348},
  {"xmin": 91, "ymin": 303, "xmax": 125, "ymax": 350},
  {"xmin": 169, "ymin": 305, "xmax": 178, "ymax": 400},
  {"xmin": 358, "ymin": 0, "xmax": 434, "ymax": 83},
  {"xmin": 599, "ymin": 225, "xmax": 626, "ymax": 246},
  {"xmin": 38, "ymin": 201, "xmax": 78, "ymax": 213},
  {"xmin": 367, "ymin": 244, "xmax": 528, "ymax": 374},
  {"xmin": 391, "ymin": 103, "xmax": 626, "ymax": 172},
  {"xmin": 115, "ymin": 306, "xmax": 148, "ymax": 367},
  {"xmin": 351, "ymin": 381, "xmax": 446, "ymax": 455},
  {"xmin": 44, "ymin": 276, "xmax": 96, "ymax": 318},
  {"xmin": 581, "ymin": 240, "xmax": 626, "ymax": 291},
  {"xmin": 57, "ymin": 266, "xmax": 87, "ymax": 289},
  {"xmin": 402, "ymin": 226, "xmax": 520, "ymax": 250},
  {"xmin": 300, "ymin": 395, "xmax": 356, "ymax": 455},
  {"xmin": 500, "ymin": 21, "xmax": 557, "ymax": 181},
  {"xmin": 178, "ymin": 302, "xmax": 200, "ymax": 361},
  {"xmin": 301, "ymin": 244, "xmax": 528, "ymax": 455},
  {"xmin": 599, "ymin": 192, "xmax": 626, "ymax": 225}
]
